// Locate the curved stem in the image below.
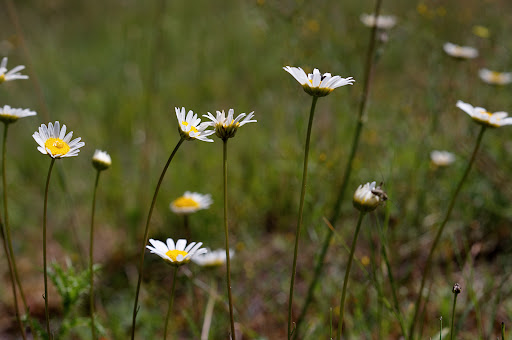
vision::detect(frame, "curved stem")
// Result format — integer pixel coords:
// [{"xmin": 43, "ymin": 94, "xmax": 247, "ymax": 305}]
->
[
  {"xmin": 43, "ymin": 158, "xmax": 56, "ymax": 339},
  {"xmin": 287, "ymin": 96, "xmax": 318, "ymax": 339},
  {"xmin": 89, "ymin": 170, "xmax": 101, "ymax": 340},
  {"xmin": 223, "ymin": 139, "xmax": 236, "ymax": 340},
  {"xmin": 163, "ymin": 266, "xmax": 179, "ymax": 340},
  {"xmin": 408, "ymin": 125, "xmax": 486, "ymax": 340},
  {"xmin": 337, "ymin": 211, "xmax": 365, "ymax": 339},
  {"xmin": 131, "ymin": 137, "xmax": 184, "ymax": 339}
]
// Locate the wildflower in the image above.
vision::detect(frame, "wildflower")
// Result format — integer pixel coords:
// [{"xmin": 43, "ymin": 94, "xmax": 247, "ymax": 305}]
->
[
  {"xmin": 147, "ymin": 238, "xmax": 206, "ymax": 267},
  {"xmin": 191, "ymin": 248, "xmax": 233, "ymax": 267},
  {"xmin": 33, "ymin": 121, "xmax": 85, "ymax": 158},
  {"xmin": 443, "ymin": 42, "xmax": 478, "ymax": 59},
  {"xmin": 452, "ymin": 283, "xmax": 462, "ymax": 294},
  {"xmin": 478, "ymin": 68, "xmax": 512, "ymax": 85},
  {"xmin": 353, "ymin": 181, "xmax": 386, "ymax": 212},
  {"xmin": 283, "ymin": 66, "xmax": 355, "ymax": 97},
  {"xmin": 456, "ymin": 100, "xmax": 512, "ymax": 128},
  {"xmin": 92, "ymin": 149, "xmax": 111, "ymax": 171},
  {"xmin": 203, "ymin": 109, "xmax": 256, "ymax": 140},
  {"xmin": 0, "ymin": 57, "xmax": 28, "ymax": 83},
  {"xmin": 430, "ymin": 150, "xmax": 455, "ymax": 167},
  {"xmin": 175, "ymin": 107, "xmax": 214, "ymax": 142},
  {"xmin": 170, "ymin": 191, "xmax": 213, "ymax": 214},
  {"xmin": 360, "ymin": 13, "xmax": 397, "ymax": 29},
  {"xmin": 0, "ymin": 105, "xmax": 36, "ymax": 124}
]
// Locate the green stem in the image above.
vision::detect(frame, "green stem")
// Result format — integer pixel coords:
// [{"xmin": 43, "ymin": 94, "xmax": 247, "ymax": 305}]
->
[
  {"xmin": 287, "ymin": 95, "xmax": 318, "ymax": 339},
  {"xmin": 43, "ymin": 158, "xmax": 56, "ymax": 340},
  {"xmin": 223, "ymin": 139, "xmax": 236, "ymax": 340},
  {"xmin": 408, "ymin": 125, "xmax": 487, "ymax": 340},
  {"xmin": 337, "ymin": 211, "xmax": 365, "ymax": 340},
  {"xmin": 450, "ymin": 292, "xmax": 459, "ymax": 340},
  {"xmin": 89, "ymin": 170, "xmax": 101, "ymax": 340},
  {"xmin": 163, "ymin": 266, "xmax": 179, "ymax": 340},
  {"xmin": 131, "ymin": 138, "xmax": 184, "ymax": 340},
  {"xmin": 501, "ymin": 322, "xmax": 505, "ymax": 340}
]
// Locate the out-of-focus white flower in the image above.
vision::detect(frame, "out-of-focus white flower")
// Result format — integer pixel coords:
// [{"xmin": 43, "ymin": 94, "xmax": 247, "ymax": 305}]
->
[
  {"xmin": 430, "ymin": 150, "xmax": 455, "ymax": 167},
  {"xmin": 0, "ymin": 57, "xmax": 28, "ymax": 83},
  {"xmin": 283, "ymin": 66, "xmax": 355, "ymax": 97},
  {"xmin": 360, "ymin": 13, "xmax": 397, "ymax": 29},
  {"xmin": 170, "ymin": 191, "xmax": 213, "ymax": 214},
  {"xmin": 478, "ymin": 68, "xmax": 512, "ymax": 85},
  {"xmin": 353, "ymin": 181, "xmax": 387, "ymax": 212},
  {"xmin": 191, "ymin": 248, "xmax": 233, "ymax": 267},
  {"xmin": 92, "ymin": 149, "xmax": 111, "ymax": 171},
  {"xmin": 175, "ymin": 107, "xmax": 215, "ymax": 142},
  {"xmin": 457, "ymin": 100, "xmax": 512, "ymax": 128},
  {"xmin": 0, "ymin": 105, "xmax": 36, "ymax": 124},
  {"xmin": 443, "ymin": 43, "xmax": 478, "ymax": 59},
  {"xmin": 147, "ymin": 238, "xmax": 207, "ymax": 267}
]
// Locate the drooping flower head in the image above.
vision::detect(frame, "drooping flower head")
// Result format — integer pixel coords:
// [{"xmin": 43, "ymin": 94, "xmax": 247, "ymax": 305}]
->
[
  {"xmin": 0, "ymin": 57, "xmax": 28, "ymax": 83},
  {"xmin": 33, "ymin": 121, "xmax": 85, "ymax": 158},
  {"xmin": 353, "ymin": 181, "xmax": 387, "ymax": 212},
  {"xmin": 170, "ymin": 191, "xmax": 213, "ymax": 214},
  {"xmin": 191, "ymin": 248, "xmax": 233, "ymax": 267},
  {"xmin": 203, "ymin": 109, "xmax": 256, "ymax": 140},
  {"xmin": 0, "ymin": 105, "xmax": 36, "ymax": 124},
  {"xmin": 147, "ymin": 238, "xmax": 207, "ymax": 267},
  {"xmin": 456, "ymin": 100, "xmax": 512, "ymax": 128},
  {"xmin": 430, "ymin": 150, "xmax": 455, "ymax": 167},
  {"xmin": 283, "ymin": 66, "xmax": 355, "ymax": 97},
  {"xmin": 478, "ymin": 68, "xmax": 512, "ymax": 86},
  {"xmin": 360, "ymin": 13, "xmax": 397, "ymax": 29},
  {"xmin": 92, "ymin": 149, "xmax": 111, "ymax": 171},
  {"xmin": 175, "ymin": 107, "xmax": 214, "ymax": 142},
  {"xmin": 443, "ymin": 43, "xmax": 478, "ymax": 59}
]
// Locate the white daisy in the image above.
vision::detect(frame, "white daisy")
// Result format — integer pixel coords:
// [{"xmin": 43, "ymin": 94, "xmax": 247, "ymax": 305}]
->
[
  {"xmin": 202, "ymin": 109, "xmax": 256, "ymax": 140},
  {"xmin": 360, "ymin": 13, "xmax": 397, "ymax": 29},
  {"xmin": 191, "ymin": 248, "xmax": 233, "ymax": 267},
  {"xmin": 283, "ymin": 66, "xmax": 355, "ymax": 97},
  {"xmin": 478, "ymin": 68, "xmax": 512, "ymax": 85},
  {"xmin": 353, "ymin": 181, "xmax": 387, "ymax": 212},
  {"xmin": 32, "ymin": 121, "xmax": 85, "ymax": 158},
  {"xmin": 0, "ymin": 57, "xmax": 28, "ymax": 83},
  {"xmin": 430, "ymin": 150, "xmax": 455, "ymax": 167},
  {"xmin": 456, "ymin": 100, "xmax": 512, "ymax": 128},
  {"xmin": 443, "ymin": 43, "xmax": 478, "ymax": 59},
  {"xmin": 147, "ymin": 238, "xmax": 207, "ymax": 266},
  {"xmin": 170, "ymin": 191, "xmax": 213, "ymax": 214},
  {"xmin": 92, "ymin": 149, "xmax": 111, "ymax": 171},
  {"xmin": 175, "ymin": 107, "xmax": 214, "ymax": 142},
  {"xmin": 0, "ymin": 105, "xmax": 36, "ymax": 124}
]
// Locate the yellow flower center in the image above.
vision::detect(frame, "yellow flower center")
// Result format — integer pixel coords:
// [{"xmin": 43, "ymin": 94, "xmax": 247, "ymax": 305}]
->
[
  {"xmin": 172, "ymin": 196, "xmax": 200, "ymax": 208},
  {"xmin": 182, "ymin": 121, "xmax": 198, "ymax": 133},
  {"xmin": 166, "ymin": 249, "xmax": 188, "ymax": 262},
  {"xmin": 44, "ymin": 138, "xmax": 70, "ymax": 156},
  {"xmin": 490, "ymin": 71, "xmax": 502, "ymax": 82},
  {"xmin": 0, "ymin": 74, "xmax": 5, "ymax": 83}
]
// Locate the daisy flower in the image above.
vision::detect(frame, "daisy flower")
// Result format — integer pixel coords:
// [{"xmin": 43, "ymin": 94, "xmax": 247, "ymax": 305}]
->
[
  {"xmin": 353, "ymin": 181, "xmax": 387, "ymax": 212},
  {"xmin": 0, "ymin": 105, "xmax": 36, "ymax": 124},
  {"xmin": 32, "ymin": 121, "xmax": 85, "ymax": 158},
  {"xmin": 92, "ymin": 149, "xmax": 112, "ymax": 171},
  {"xmin": 478, "ymin": 68, "xmax": 512, "ymax": 85},
  {"xmin": 430, "ymin": 150, "xmax": 455, "ymax": 167},
  {"xmin": 283, "ymin": 66, "xmax": 355, "ymax": 97},
  {"xmin": 175, "ymin": 107, "xmax": 214, "ymax": 142},
  {"xmin": 170, "ymin": 191, "xmax": 213, "ymax": 214},
  {"xmin": 203, "ymin": 109, "xmax": 256, "ymax": 140},
  {"xmin": 443, "ymin": 43, "xmax": 478, "ymax": 59},
  {"xmin": 147, "ymin": 238, "xmax": 207, "ymax": 267},
  {"xmin": 360, "ymin": 13, "xmax": 397, "ymax": 29},
  {"xmin": 191, "ymin": 248, "xmax": 233, "ymax": 267},
  {"xmin": 456, "ymin": 100, "xmax": 512, "ymax": 128},
  {"xmin": 0, "ymin": 57, "xmax": 28, "ymax": 83}
]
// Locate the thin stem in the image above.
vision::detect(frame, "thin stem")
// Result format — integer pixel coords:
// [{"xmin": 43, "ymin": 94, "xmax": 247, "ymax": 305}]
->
[
  {"xmin": 43, "ymin": 158, "xmax": 56, "ymax": 340},
  {"xmin": 201, "ymin": 278, "xmax": 217, "ymax": 340},
  {"xmin": 89, "ymin": 170, "xmax": 101, "ymax": 340},
  {"xmin": 337, "ymin": 211, "xmax": 365, "ymax": 340},
  {"xmin": 131, "ymin": 138, "xmax": 185, "ymax": 340},
  {"xmin": 408, "ymin": 125, "xmax": 487, "ymax": 340},
  {"xmin": 450, "ymin": 292, "xmax": 459, "ymax": 340},
  {"xmin": 287, "ymin": 95, "xmax": 318, "ymax": 339},
  {"xmin": 223, "ymin": 139, "xmax": 236, "ymax": 340},
  {"xmin": 163, "ymin": 266, "xmax": 179, "ymax": 340},
  {"xmin": 501, "ymin": 322, "xmax": 505, "ymax": 340},
  {"xmin": 293, "ymin": 0, "xmax": 383, "ymax": 336}
]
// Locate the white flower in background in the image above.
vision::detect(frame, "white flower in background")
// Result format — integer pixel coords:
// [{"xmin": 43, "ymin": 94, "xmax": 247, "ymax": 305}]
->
[
  {"xmin": 0, "ymin": 57, "xmax": 28, "ymax": 83},
  {"xmin": 283, "ymin": 66, "xmax": 355, "ymax": 97},
  {"xmin": 92, "ymin": 149, "xmax": 111, "ymax": 171},
  {"xmin": 170, "ymin": 191, "xmax": 213, "ymax": 214},
  {"xmin": 443, "ymin": 42, "xmax": 478, "ymax": 59},
  {"xmin": 353, "ymin": 181, "xmax": 387, "ymax": 212},
  {"xmin": 0, "ymin": 105, "xmax": 36, "ymax": 124},
  {"xmin": 191, "ymin": 248, "xmax": 233, "ymax": 267},
  {"xmin": 147, "ymin": 238, "xmax": 207, "ymax": 266},
  {"xmin": 175, "ymin": 107, "xmax": 214, "ymax": 142},
  {"xmin": 32, "ymin": 121, "xmax": 85, "ymax": 158},
  {"xmin": 360, "ymin": 13, "xmax": 397, "ymax": 29},
  {"xmin": 456, "ymin": 100, "xmax": 512, "ymax": 128},
  {"xmin": 430, "ymin": 150, "xmax": 455, "ymax": 167},
  {"xmin": 478, "ymin": 68, "xmax": 512, "ymax": 85},
  {"xmin": 203, "ymin": 109, "xmax": 256, "ymax": 140}
]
